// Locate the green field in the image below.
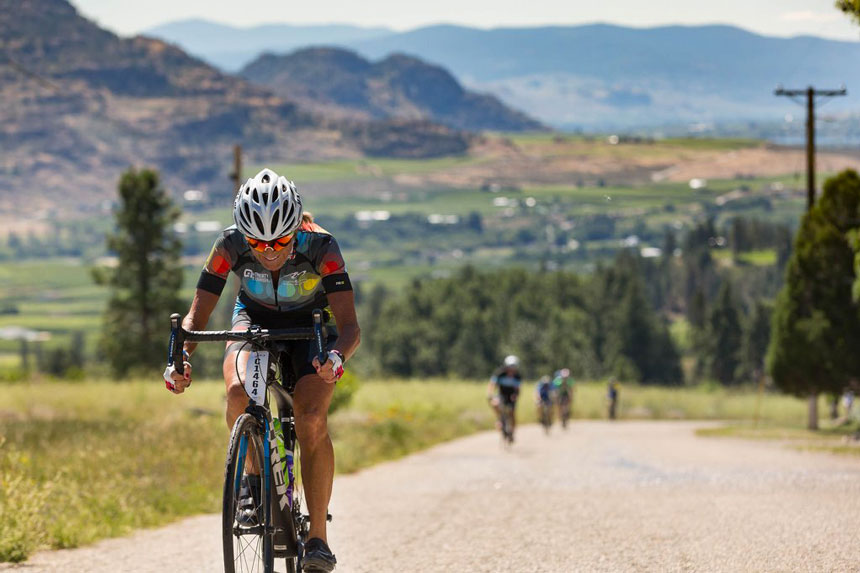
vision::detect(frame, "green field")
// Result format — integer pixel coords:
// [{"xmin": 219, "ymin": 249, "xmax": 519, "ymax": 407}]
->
[{"xmin": 259, "ymin": 155, "xmax": 488, "ymax": 183}]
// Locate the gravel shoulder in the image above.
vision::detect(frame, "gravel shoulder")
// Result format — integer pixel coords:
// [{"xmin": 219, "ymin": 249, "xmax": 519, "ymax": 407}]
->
[{"xmin": 5, "ymin": 421, "xmax": 860, "ymax": 572}]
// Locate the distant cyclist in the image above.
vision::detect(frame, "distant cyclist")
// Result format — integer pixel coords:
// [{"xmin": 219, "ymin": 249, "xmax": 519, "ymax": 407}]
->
[
  {"xmin": 553, "ymin": 368, "xmax": 574, "ymax": 428},
  {"xmin": 535, "ymin": 375, "xmax": 554, "ymax": 431},
  {"xmin": 487, "ymin": 355, "xmax": 522, "ymax": 436},
  {"xmin": 608, "ymin": 378, "xmax": 619, "ymax": 420}
]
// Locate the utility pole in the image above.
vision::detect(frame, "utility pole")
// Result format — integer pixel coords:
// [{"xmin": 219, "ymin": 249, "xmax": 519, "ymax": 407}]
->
[
  {"xmin": 222, "ymin": 144, "xmax": 243, "ymax": 330},
  {"xmin": 774, "ymin": 85, "xmax": 847, "ymax": 432},
  {"xmin": 774, "ymin": 85, "xmax": 847, "ymax": 210},
  {"xmin": 228, "ymin": 144, "xmax": 243, "ymax": 196}
]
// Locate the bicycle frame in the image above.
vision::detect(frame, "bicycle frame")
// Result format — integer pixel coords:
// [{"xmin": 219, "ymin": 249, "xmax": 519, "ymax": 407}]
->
[{"xmin": 168, "ymin": 310, "xmax": 328, "ymax": 561}]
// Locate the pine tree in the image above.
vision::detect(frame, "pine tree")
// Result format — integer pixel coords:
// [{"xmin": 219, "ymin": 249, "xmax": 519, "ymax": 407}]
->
[
  {"xmin": 768, "ymin": 170, "xmax": 860, "ymax": 429},
  {"xmin": 739, "ymin": 301, "xmax": 772, "ymax": 383},
  {"xmin": 837, "ymin": 0, "xmax": 860, "ymax": 24},
  {"xmin": 706, "ymin": 283, "xmax": 742, "ymax": 385},
  {"xmin": 94, "ymin": 168, "xmax": 183, "ymax": 376}
]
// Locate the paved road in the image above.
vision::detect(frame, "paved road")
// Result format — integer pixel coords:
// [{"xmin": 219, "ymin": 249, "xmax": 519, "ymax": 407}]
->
[{"xmin": 6, "ymin": 421, "xmax": 860, "ymax": 572}]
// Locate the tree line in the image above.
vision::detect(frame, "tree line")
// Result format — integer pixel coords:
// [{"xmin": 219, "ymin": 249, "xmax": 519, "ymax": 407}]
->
[{"xmin": 20, "ymin": 166, "xmax": 860, "ymax": 431}]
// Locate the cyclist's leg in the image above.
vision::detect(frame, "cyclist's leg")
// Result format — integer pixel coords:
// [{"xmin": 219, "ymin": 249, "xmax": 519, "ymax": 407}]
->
[
  {"xmin": 508, "ymin": 389, "xmax": 519, "ymax": 430},
  {"xmin": 224, "ymin": 308, "xmax": 255, "ymax": 429},
  {"xmin": 223, "ymin": 342, "xmax": 260, "ymax": 477},
  {"xmin": 224, "ymin": 343, "xmax": 252, "ymax": 426},
  {"xmin": 292, "ymin": 372, "xmax": 335, "ymax": 542}
]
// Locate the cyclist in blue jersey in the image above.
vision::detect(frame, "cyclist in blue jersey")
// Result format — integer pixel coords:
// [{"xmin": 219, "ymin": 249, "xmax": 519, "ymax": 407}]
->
[
  {"xmin": 536, "ymin": 375, "xmax": 554, "ymax": 406},
  {"xmin": 164, "ymin": 168, "xmax": 358, "ymax": 572},
  {"xmin": 487, "ymin": 355, "xmax": 523, "ymax": 433},
  {"xmin": 535, "ymin": 375, "xmax": 554, "ymax": 431}
]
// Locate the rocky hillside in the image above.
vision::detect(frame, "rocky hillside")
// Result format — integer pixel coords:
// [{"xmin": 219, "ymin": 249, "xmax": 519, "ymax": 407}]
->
[
  {"xmin": 0, "ymin": 0, "xmax": 470, "ymax": 213},
  {"xmin": 241, "ymin": 48, "xmax": 543, "ymax": 132}
]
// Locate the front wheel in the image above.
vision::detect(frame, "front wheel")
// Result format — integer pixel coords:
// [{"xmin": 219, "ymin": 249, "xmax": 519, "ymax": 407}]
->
[
  {"xmin": 500, "ymin": 404, "xmax": 515, "ymax": 445},
  {"xmin": 540, "ymin": 404, "xmax": 552, "ymax": 433},
  {"xmin": 223, "ymin": 413, "xmax": 274, "ymax": 573}
]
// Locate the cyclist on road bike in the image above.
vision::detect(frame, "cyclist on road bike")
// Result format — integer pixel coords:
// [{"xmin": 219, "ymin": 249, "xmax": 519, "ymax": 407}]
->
[
  {"xmin": 553, "ymin": 368, "xmax": 574, "ymax": 420},
  {"xmin": 535, "ymin": 375, "xmax": 554, "ymax": 428},
  {"xmin": 536, "ymin": 375, "xmax": 554, "ymax": 406},
  {"xmin": 487, "ymin": 355, "xmax": 522, "ymax": 435},
  {"xmin": 164, "ymin": 168, "xmax": 359, "ymax": 572}
]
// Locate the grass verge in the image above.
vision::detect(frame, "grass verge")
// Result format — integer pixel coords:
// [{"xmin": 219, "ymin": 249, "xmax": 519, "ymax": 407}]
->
[{"xmin": 696, "ymin": 423, "xmax": 860, "ymax": 457}]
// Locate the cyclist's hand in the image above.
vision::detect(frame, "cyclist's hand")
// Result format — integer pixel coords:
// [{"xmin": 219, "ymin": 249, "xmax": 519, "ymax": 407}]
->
[
  {"xmin": 312, "ymin": 350, "xmax": 344, "ymax": 384},
  {"xmin": 163, "ymin": 360, "xmax": 192, "ymax": 394}
]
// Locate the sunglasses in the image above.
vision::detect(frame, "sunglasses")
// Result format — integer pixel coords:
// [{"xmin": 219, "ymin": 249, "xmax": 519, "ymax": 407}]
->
[{"xmin": 245, "ymin": 233, "xmax": 294, "ymax": 252}]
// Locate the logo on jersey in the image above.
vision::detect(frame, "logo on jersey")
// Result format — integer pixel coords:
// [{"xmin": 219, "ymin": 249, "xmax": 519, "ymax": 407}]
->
[{"xmin": 243, "ymin": 269, "xmax": 270, "ymax": 282}]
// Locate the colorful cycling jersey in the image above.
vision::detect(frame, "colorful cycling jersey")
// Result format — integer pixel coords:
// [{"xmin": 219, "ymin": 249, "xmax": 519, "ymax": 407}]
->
[
  {"xmin": 491, "ymin": 369, "xmax": 522, "ymax": 389},
  {"xmin": 196, "ymin": 225, "xmax": 352, "ymax": 324},
  {"xmin": 553, "ymin": 376, "xmax": 574, "ymax": 395}
]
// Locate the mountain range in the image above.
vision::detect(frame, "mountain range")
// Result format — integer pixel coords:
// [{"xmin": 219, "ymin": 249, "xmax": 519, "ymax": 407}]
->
[
  {"xmin": 146, "ymin": 20, "xmax": 392, "ymax": 72},
  {"xmin": 4, "ymin": 1, "xmax": 541, "ymax": 211},
  {"xmin": 147, "ymin": 20, "xmax": 860, "ymax": 129},
  {"xmin": 240, "ymin": 48, "xmax": 544, "ymax": 132}
]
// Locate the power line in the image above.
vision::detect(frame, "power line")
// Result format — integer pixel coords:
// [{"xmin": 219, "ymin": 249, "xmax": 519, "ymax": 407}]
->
[{"xmin": 774, "ymin": 85, "xmax": 847, "ymax": 210}]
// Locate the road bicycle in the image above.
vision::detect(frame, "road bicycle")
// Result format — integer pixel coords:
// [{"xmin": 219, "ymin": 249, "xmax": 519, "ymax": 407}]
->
[
  {"xmin": 499, "ymin": 402, "xmax": 515, "ymax": 446},
  {"xmin": 538, "ymin": 400, "xmax": 553, "ymax": 434},
  {"xmin": 168, "ymin": 309, "xmax": 330, "ymax": 573},
  {"xmin": 557, "ymin": 392, "xmax": 571, "ymax": 429}
]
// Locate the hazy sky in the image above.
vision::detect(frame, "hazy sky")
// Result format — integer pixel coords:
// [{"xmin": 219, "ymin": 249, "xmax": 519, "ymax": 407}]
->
[{"xmin": 71, "ymin": 0, "xmax": 860, "ymax": 41}]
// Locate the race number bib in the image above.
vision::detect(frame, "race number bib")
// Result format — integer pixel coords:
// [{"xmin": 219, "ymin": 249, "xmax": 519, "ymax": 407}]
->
[{"xmin": 245, "ymin": 351, "xmax": 269, "ymax": 406}]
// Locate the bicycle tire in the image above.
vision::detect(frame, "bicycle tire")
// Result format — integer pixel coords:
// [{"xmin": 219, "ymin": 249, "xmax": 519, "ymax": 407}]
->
[
  {"xmin": 223, "ymin": 413, "xmax": 274, "ymax": 573},
  {"xmin": 540, "ymin": 404, "xmax": 552, "ymax": 433},
  {"xmin": 500, "ymin": 404, "xmax": 515, "ymax": 444},
  {"xmin": 284, "ymin": 439, "xmax": 304, "ymax": 573}
]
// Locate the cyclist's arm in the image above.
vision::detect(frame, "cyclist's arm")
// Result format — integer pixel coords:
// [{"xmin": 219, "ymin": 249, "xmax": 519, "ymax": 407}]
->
[
  {"xmin": 181, "ymin": 288, "xmax": 220, "ymax": 356},
  {"xmin": 486, "ymin": 376, "xmax": 499, "ymax": 399},
  {"xmin": 326, "ymin": 290, "xmax": 360, "ymax": 361}
]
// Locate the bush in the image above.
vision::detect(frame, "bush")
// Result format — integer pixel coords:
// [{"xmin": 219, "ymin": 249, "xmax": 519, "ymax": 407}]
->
[{"xmin": 330, "ymin": 370, "xmax": 359, "ymax": 413}]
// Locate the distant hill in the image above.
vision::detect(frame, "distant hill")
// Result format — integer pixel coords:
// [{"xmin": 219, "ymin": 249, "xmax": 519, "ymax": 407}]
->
[
  {"xmin": 149, "ymin": 20, "xmax": 860, "ymax": 129},
  {"xmin": 240, "ymin": 48, "xmax": 544, "ymax": 132},
  {"xmin": 348, "ymin": 24, "xmax": 860, "ymax": 128},
  {"xmin": 146, "ymin": 19, "xmax": 392, "ymax": 71},
  {"xmin": 0, "ymin": 1, "xmax": 469, "ymax": 212}
]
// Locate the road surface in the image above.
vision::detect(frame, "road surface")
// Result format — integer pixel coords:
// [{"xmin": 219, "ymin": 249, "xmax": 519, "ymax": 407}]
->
[{"xmin": 5, "ymin": 421, "xmax": 860, "ymax": 572}]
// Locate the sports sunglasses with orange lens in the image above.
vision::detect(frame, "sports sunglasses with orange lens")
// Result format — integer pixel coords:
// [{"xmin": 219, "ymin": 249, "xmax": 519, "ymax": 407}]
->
[{"xmin": 245, "ymin": 233, "xmax": 294, "ymax": 252}]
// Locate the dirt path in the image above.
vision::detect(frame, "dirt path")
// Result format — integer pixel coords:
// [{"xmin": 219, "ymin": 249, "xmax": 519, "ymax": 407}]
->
[{"xmin": 6, "ymin": 421, "xmax": 860, "ymax": 572}]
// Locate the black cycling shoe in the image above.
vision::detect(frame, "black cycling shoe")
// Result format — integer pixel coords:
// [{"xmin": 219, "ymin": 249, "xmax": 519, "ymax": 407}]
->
[
  {"xmin": 236, "ymin": 475, "xmax": 262, "ymax": 527},
  {"xmin": 303, "ymin": 537, "xmax": 337, "ymax": 572}
]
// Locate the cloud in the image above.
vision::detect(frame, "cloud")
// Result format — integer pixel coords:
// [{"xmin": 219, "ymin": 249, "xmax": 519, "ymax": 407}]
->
[{"xmin": 780, "ymin": 11, "xmax": 841, "ymax": 23}]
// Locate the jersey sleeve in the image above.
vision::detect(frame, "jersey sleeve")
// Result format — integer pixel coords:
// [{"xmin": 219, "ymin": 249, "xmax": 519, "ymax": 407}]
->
[
  {"xmin": 316, "ymin": 234, "xmax": 353, "ymax": 294},
  {"xmin": 196, "ymin": 233, "xmax": 233, "ymax": 295}
]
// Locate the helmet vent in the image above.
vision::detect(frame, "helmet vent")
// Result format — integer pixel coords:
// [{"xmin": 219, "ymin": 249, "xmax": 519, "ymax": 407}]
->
[
  {"xmin": 272, "ymin": 187, "xmax": 280, "ymax": 201},
  {"xmin": 251, "ymin": 188, "xmax": 259, "ymax": 203},
  {"xmin": 253, "ymin": 212, "xmax": 265, "ymax": 234},
  {"xmin": 261, "ymin": 173, "xmax": 270, "ymax": 183},
  {"xmin": 271, "ymin": 208, "xmax": 281, "ymax": 231}
]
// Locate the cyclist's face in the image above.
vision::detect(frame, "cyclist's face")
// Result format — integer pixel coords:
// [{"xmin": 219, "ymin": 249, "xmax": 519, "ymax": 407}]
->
[{"xmin": 250, "ymin": 241, "xmax": 292, "ymax": 270}]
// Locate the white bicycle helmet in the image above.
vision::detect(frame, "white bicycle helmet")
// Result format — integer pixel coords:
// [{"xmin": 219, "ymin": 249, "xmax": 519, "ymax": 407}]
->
[
  {"xmin": 503, "ymin": 355, "xmax": 520, "ymax": 368},
  {"xmin": 233, "ymin": 168, "xmax": 303, "ymax": 240}
]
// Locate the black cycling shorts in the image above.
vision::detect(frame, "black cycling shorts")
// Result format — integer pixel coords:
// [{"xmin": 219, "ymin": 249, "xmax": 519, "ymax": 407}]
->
[
  {"xmin": 229, "ymin": 308, "xmax": 338, "ymax": 382},
  {"xmin": 498, "ymin": 385, "xmax": 519, "ymax": 406}
]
